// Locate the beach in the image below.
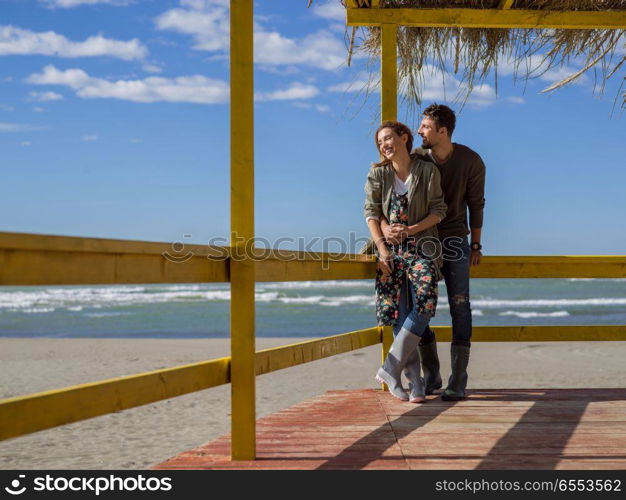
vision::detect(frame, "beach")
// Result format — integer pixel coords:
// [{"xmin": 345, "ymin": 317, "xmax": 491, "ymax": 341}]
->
[{"xmin": 2, "ymin": 337, "xmax": 625, "ymax": 470}]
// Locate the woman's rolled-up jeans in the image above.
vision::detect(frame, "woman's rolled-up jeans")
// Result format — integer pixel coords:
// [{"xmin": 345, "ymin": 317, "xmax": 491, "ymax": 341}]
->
[{"xmin": 394, "ymin": 275, "xmax": 436, "ymax": 341}]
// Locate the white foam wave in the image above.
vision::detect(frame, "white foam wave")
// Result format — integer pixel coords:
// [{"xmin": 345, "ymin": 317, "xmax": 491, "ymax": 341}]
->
[
  {"xmin": 472, "ymin": 310, "xmax": 484, "ymax": 316},
  {"xmin": 262, "ymin": 280, "xmax": 372, "ymax": 289},
  {"xmin": 1, "ymin": 282, "xmax": 624, "ymax": 314},
  {"xmin": 567, "ymin": 278, "xmax": 626, "ymax": 282},
  {"xmin": 473, "ymin": 297, "xmax": 626, "ymax": 308},
  {"xmin": 499, "ymin": 310, "xmax": 570, "ymax": 318},
  {"xmin": 276, "ymin": 295, "xmax": 375, "ymax": 306},
  {"xmin": 8, "ymin": 307, "xmax": 55, "ymax": 314},
  {"xmin": 85, "ymin": 312, "xmax": 133, "ymax": 318}
]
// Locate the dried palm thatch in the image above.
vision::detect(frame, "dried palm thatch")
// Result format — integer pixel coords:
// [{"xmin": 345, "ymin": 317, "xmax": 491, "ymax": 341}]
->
[{"xmin": 310, "ymin": 1, "xmax": 626, "ymax": 110}]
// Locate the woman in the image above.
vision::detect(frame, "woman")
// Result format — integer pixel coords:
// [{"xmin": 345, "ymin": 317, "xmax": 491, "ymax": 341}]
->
[{"xmin": 364, "ymin": 121, "xmax": 446, "ymax": 403}]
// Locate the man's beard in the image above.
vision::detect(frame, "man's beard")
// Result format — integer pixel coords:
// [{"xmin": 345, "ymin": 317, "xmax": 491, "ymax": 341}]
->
[{"xmin": 421, "ymin": 137, "xmax": 433, "ymax": 149}]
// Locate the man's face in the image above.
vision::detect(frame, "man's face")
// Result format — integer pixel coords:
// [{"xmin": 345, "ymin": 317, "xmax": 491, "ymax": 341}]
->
[{"xmin": 417, "ymin": 117, "xmax": 443, "ymax": 149}]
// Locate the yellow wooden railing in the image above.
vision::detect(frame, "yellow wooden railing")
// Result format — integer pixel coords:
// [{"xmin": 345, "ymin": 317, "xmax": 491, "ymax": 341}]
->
[
  {"xmin": 0, "ymin": 326, "xmax": 383, "ymax": 441},
  {"xmin": 2, "ymin": 231, "xmax": 626, "ymax": 284},
  {"xmin": 1, "ymin": 230, "xmax": 626, "ymax": 445}
]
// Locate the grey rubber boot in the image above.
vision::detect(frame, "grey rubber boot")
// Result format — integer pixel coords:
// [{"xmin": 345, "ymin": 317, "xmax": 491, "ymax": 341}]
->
[
  {"xmin": 441, "ymin": 344, "xmax": 470, "ymax": 401},
  {"xmin": 404, "ymin": 349, "xmax": 426, "ymax": 403},
  {"xmin": 376, "ymin": 328, "xmax": 421, "ymax": 401},
  {"xmin": 418, "ymin": 337, "xmax": 442, "ymax": 395}
]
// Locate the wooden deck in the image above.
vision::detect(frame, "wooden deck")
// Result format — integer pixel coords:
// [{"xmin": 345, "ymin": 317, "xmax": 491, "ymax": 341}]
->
[{"xmin": 155, "ymin": 389, "xmax": 626, "ymax": 470}]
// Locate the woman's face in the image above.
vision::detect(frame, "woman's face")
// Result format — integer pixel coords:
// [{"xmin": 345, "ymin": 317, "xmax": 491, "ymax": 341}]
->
[{"xmin": 377, "ymin": 127, "xmax": 407, "ymax": 161}]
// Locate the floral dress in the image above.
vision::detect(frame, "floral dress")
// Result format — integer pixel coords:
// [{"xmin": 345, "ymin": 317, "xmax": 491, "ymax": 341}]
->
[{"xmin": 375, "ymin": 190, "xmax": 438, "ymax": 326}]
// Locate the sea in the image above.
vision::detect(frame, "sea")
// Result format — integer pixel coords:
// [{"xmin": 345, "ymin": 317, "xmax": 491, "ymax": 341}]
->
[{"xmin": 1, "ymin": 278, "xmax": 625, "ymax": 339}]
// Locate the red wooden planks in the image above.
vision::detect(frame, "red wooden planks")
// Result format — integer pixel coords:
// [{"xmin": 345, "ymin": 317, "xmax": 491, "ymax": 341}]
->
[{"xmin": 155, "ymin": 388, "xmax": 626, "ymax": 470}]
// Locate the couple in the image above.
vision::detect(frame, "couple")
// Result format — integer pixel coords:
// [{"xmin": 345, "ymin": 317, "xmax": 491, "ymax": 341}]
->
[{"xmin": 364, "ymin": 104, "xmax": 486, "ymax": 404}]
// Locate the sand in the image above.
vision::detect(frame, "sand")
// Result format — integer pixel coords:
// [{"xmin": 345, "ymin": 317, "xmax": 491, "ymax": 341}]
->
[{"xmin": 1, "ymin": 337, "xmax": 625, "ymax": 469}]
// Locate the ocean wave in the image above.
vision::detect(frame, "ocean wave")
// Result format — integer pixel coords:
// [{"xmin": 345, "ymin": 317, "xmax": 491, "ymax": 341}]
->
[
  {"xmin": 84, "ymin": 312, "xmax": 133, "ymax": 318},
  {"xmin": 1, "ymin": 283, "xmax": 624, "ymax": 313},
  {"xmin": 276, "ymin": 295, "xmax": 375, "ymax": 306},
  {"xmin": 473, "ymin": 298, "xmax": 626, "ymax": 308},
  {"xmin": 7, "ymin": 307, "xmax": 55, "ymax": 314},
  {"xmin": 261, "ymin": 280, "xmax": 372, "ymax": 289},
  {"xmin": 567, "ymin": 278, "xmax": 626, "ymax": 282},
  {"xmin": 499, "ymin": 310, "xmax": 570, "ymax": 318}
]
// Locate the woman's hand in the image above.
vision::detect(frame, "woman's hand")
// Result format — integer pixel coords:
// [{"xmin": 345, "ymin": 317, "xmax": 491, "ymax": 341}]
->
[
  {"xmin": 382, "ymin": 222, "xmax": 408, "ymax": 244},
  {"xmin": 377, "ymin": 247, "xmax": 394, "ymax": 280}
]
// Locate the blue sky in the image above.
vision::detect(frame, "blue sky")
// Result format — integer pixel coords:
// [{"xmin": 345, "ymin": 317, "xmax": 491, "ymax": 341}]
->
[{"xmin": 0, "ymin": 0, "xmax": 624, "ymax": 255}]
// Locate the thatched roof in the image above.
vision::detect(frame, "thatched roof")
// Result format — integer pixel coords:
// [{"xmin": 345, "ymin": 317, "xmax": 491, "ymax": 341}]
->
[{"xmin": 312, "ymin": 1, "xmax": 626, "ymax": 110}]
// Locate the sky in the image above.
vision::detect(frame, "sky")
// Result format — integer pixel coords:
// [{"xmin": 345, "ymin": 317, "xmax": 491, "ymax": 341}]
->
[{"xmin": 0, "ymin": 0, "xmax": 624, "ymax": 256}]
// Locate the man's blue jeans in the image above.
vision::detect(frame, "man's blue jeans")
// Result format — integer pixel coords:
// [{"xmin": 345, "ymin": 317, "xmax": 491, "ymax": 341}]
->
[{"xmin": 396, "ymin": 237, "xmax": 472, "ymax": 346}]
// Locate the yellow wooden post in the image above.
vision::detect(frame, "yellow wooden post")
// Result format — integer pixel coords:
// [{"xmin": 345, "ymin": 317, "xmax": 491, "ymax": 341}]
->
[
  {"xmin": 230, "ymin": 0, "xmax": 255, "ymax": 461},
  {"xmin": 380, "ymin": 326, "xmax": 393, "ymax": 390},
  {"xmin": 380, "ymin": 23, "xmax": 397, "ymax": 122},
  {"xmin": 379, "ymin": 22, "xmax": 396, "ymax": 391}
]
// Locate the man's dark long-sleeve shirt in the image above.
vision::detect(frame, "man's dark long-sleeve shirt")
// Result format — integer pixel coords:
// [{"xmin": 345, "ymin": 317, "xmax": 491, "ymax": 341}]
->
[{"xmin": 413, "ymin": 144, "xmax": 485, "ymax": 241}]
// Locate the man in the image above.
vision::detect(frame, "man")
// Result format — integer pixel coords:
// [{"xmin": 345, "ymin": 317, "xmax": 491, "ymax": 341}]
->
[{"xmin": 381, "ymin": 103, "xmax": 485, "ymax": 401}]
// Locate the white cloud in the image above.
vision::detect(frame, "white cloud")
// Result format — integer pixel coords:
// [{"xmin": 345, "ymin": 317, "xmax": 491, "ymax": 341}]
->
[
  {"xmin": 155, "ymin": 1, "xmax": 347, "ymax": 71},
  {"xmin": 316, "ymin": 104, "xmax": 330, "ymax": 113},
  {"xmin": 143, "ymin": 64, "xmax": 163, "ymax": 74},
  {"xmin": 27, "ymin": 65, "xmax": 230, "ymax": 104},
  {"xmin": 26, "ymin": 65, "xmax": 319, "ymax": 104},
  {"xmin": 21, "ymin": 141, "xmax": 32, "ymax": 146},
  {"xmin": 255, "ymin": 83, "xmax": 319, "ymax": 102},
  {"xmin": 83, "ymin": 134, "xmax": 97, "ymax": 141},
  {"xmin": 33, "ymin": 106, "xmax": 46, "ymax": 112},
  {"xmin": 255, "ymin": 30, "xmax": 345, "ymax": 71},
  {"xmin": 0, "ymin": 122, "xmax": 39, "ymax": 132},
  {"xmin": 130, "ymin": 137, "xmax": 141, "ymax": 143},
  {"xmin": 328, "ymin": 71, "xmax": 377, "ymax": 93},
  {"xmin": 311, "ymin": 1, "xmax": 345, "ymax": 22},
  {"xmin": 0, "ymin": 104, "xmax": 15, "ymax": 111},
  {"xmin": 506, "ymin": 96, "xmax": 526, "ymax": 104},
  {"xmin": 155, "ymin": 2, "xmax": 229, "ymax": 52},
  {"xmin": 0, "ymin": 26, "xmax": 147, "ymax": 60},
  {"xmin": 329, "ymin": 66, "xmax": 525, "ymax": 109},
  {"xmin": 42, "ymin": 0, "xmax": 133, "ymax": 7},
  {"xmin": 28, "ymin": 90, "xmax": 64, "ymax": 101},
  {"xmin": 498, "ymin": 55, "xmax": 589, "ymax": 87}
]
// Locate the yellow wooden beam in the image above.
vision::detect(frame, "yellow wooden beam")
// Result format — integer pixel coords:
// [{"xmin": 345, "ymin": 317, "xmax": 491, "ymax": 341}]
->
[
  {"xmin": 498, "ymin": 0, "xmax": 514, "ymax": 9},
  {"xmin": 2, "ymin": 232, "xmax": 626, "ymax": 284},
  {"xmin": 469, "ymin": 256, "xmax": 626, "ymax": 279},
  {"xmin": 0, "ymin": 231, "xmax": 229, "ymax": 285},
  {"xmin": 0, "ymin": 328, "xmax": 381, "ymax": 442},
  {"xmin": 380, "ymin": 23, "xmax": 397, "ymax": 122},
  {"xmin": 380, "ymin": 325, "xmax": 393, "ymax": 391},
  {"xmin": 255, "ymin": 326, "xmax": 381, "ymax": 375},
  {"xmin": 431, "ymin": 325, "xmax": 626, "ymax": 342},
  {"xmin": 347, "ymin": 8, "xmax": 626, "ymax": 29},
  {"xmin": 0, "ymin": 356, "xmax": 230, "ymax": 441},
  {"xmin": 230, "ymin": 0, "xmax": 256, "ymax": 461}
]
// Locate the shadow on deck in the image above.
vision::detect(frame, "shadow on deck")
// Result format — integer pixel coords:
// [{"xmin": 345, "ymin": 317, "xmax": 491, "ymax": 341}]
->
[{"xmin": 155, "ymin": 389, "xmax": 626, "ymax": 470}]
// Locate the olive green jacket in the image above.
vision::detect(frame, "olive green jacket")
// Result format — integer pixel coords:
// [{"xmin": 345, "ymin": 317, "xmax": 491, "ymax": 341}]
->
[{"xmin": 361, "ymin": 154, "xmax": 447, "ymax": 278}]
